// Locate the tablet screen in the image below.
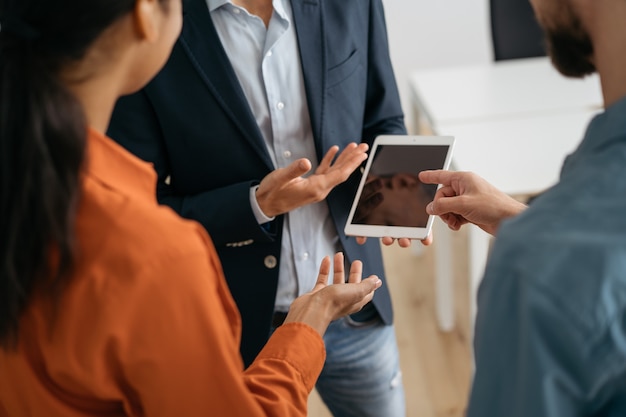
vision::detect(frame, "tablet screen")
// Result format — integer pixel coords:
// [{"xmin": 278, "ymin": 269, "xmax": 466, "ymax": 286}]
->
[{"xmin": 345, "ymin": 136, "xmax": 455, "ymax": 239}]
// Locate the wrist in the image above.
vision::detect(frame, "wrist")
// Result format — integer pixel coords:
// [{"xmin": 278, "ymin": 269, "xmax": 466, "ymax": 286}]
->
[
  {"xmin": 489, "ymin": 199, "xmax": 527, "ymax": 235},
  {"xmin": 284, "ymin": 295, "xmax": 333, "ymax": 337},
  {"xmin": 251, "ymin": 185, "xmax": 276, "ymax": 222},
  {"xmin": 504, "ymin": 199, "xmax": 527, "ymax": 218}
]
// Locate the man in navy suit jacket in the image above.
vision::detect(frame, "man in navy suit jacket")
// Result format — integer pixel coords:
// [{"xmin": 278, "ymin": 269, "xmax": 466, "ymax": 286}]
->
[{"xmin": 109, "ymin": 0, "xmax": 407, "ymax": 415}]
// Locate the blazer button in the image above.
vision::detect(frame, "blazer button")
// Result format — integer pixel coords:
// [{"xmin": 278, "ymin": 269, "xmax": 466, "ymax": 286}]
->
[{"xmin": 264, "ymin": 255, "xmax": 277, "ymax": 269}]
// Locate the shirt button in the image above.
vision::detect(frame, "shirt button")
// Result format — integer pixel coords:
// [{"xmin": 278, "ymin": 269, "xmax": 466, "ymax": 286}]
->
[
  {"xmin": 302, "ymin": 252, "xmax": 309, "ymax": 260},
  {"xmin": 232, "ymin": 7, "xmax": 241, "ymax": 14},
  {"xmin": 283, "ymin": 150, "xmax": 292, "ymax": 158},
  {"xmin": 266, "ymin": 50, "xmax": 273, "ymax": 57},
  {"xmin": 264, "ymin": 255, "xmax": 277, "ymax": 269},
  {"xmin": 276, "ymin": 102, "xmax": 285, "ymax": 110}
]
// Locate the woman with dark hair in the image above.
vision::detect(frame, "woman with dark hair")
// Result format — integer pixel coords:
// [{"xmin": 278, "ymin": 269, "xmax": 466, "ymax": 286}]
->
[{"xmin": 0, "ymin": 0, "xmax": 380, "ymax": 415}]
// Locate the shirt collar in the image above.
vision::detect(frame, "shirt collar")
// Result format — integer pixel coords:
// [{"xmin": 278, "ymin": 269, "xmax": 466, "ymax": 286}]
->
[
  {"xmin": 84, "ymin": 128, "xmax": 157, "ymax": 202},
  {"xmin": 207, "ymin": 0, "xmax": 231, "ymax": 12},
  {"xmin": 206, "ymin": 0, "xmax": 288, "ymax": 18},
  {"xmin": 588, "ymin": 94, "xmax": 626, "ymax": 141},
  {"xmin": 273, "ymin": 0, "xmax": 288, "ymax": 21},
  {"xmin": 561, "ymin": 95, "xmax": 626, "ymax": 175}
]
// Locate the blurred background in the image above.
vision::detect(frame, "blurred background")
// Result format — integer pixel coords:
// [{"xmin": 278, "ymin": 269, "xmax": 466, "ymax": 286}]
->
[{"xmin": 384, "ymin": 0, "xmax": 491, "ymax": 131}]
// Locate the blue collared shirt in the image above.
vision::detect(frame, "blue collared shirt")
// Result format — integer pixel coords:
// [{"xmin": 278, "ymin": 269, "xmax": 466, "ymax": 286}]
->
[
  {"xmin": 468, "ymin": 95, "xmax": 626, "ymax": 417},
  {"xmin": 208, "ymin": 0, "xmax": 339, "ymax": 311}
]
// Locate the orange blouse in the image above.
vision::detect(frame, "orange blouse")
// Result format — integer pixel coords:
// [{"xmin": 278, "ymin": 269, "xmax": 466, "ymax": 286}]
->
[{"xmin": 0, "ymin": 129, "xmax": 325, "ymax": 417}]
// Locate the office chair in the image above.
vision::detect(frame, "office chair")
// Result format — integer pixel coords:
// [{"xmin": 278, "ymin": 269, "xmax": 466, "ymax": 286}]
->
[{"xmin": 490, "ymin": 0, "xmax": 546, "ymax": 61}]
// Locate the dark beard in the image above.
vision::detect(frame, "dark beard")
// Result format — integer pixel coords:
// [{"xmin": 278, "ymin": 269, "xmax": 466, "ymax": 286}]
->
[{"xmin": 545, "ymin": 21, "xmax": 595, "ymax": 77}]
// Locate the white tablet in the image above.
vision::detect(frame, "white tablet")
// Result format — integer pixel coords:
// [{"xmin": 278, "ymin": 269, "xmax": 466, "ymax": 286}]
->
[{"xmin": 344, "ymin": 135, "xmax": 455, "ymax": 240}]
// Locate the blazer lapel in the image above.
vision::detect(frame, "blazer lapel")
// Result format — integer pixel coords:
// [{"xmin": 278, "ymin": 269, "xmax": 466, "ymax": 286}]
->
[
  {"xmin": 179, "ymin": 0, "xmax": 274, "ymax": 169},
  {"xmin": 291, "ymin": 0, "xmax": 325, "ymax": 159}
]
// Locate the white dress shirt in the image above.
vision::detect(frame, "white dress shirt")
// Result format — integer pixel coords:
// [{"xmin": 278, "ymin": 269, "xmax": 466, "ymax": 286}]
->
[{"xmin": 208, "ymin": 0, "xmax": 340, "ymax": 311}]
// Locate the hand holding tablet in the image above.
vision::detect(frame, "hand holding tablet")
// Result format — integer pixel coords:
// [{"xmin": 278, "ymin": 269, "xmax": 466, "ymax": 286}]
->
[{"xmin": 345, "ymin": 135, "xmax": 455, "ymax": 240}]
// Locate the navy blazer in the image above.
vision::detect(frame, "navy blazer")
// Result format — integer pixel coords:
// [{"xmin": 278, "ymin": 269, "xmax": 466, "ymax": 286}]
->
[{"xmin": 109, "ymin": 0, "xmax": 406, "ymax": 366}]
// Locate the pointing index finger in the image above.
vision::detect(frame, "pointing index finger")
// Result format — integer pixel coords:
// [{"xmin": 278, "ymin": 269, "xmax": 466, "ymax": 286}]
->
[{"xmin": 419, "ymin": 169, "xmax": 454, "ymax": 186}]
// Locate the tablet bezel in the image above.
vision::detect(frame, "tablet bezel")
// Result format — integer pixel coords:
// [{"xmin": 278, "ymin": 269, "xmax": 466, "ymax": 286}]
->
[{"xmin": 344, "ymin": 135, "xmax": 455, "ymax": 240}]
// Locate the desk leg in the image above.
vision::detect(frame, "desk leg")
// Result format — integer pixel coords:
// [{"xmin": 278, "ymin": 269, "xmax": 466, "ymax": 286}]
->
[{"xmin": 434, "ymin": 217, "xmax": 455, "ymax": 332}]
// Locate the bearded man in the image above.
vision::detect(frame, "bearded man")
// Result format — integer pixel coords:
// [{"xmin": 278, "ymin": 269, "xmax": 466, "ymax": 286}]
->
[{"xmin": 418, "ymin": 0, "xmax": 626, "ymax": 415}]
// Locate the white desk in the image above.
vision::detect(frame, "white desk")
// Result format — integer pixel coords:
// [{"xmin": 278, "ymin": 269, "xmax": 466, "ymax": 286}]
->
[
  {"xmin": 411, "ymin": 57, "xmax": 602, "ymax": 127},
  {"xmin": 409, "ymin": 57, "xmax": 603, "ymax": 331},
  {"xmin": 441, "ymin": 109, "xmax": 596, "ymax": 194}
]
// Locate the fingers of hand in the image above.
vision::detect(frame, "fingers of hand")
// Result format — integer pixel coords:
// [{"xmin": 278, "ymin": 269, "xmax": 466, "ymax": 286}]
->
[
  {"xmin": 326, "ymin": 275, "xmax": 380, "ymax": 319},
  {"xmin": 429, "ymin": 191, "xmax": 467, "ymax": 219},
  {"xmin": 343, "ymin": 143, "xmax": 369, "ymax": 165},
  {"xmin": 441, "ymin": 213, "xmax": 464, "ymax": 231},
  {"xmin": 318, "ymin": 145, "xmax": 340, "ymax": 172},
  {"xmin": 347, "ymin": 259, "xmax": 363, "ymax": 284},
  {"xmin": 339, "ymin": 277, "xmax": 378, "ymax": 316},
  {"xmin": 359, "ymin": 275, "xmax": 382, "ymax": 299},
  {"xmin": 312, "ymin": 143, "xmax": 367, "ymax": 190},
  {"xmin": 326, "ymin": 143, "xmax": 367, "ymax": 175},
  {"xmin": 308, "ymin": 146, "xmax": 367, "ymax": 197},
  {"xmin": 438, "ymin": 185, "xmax": 459, "ymax": 198},
  {"xmin": 316, "ymin": 256, "xmax": 331, "ymax": 286},
  {"xmin": 380, "ymin": 236, "xmax": 412, "ymax": 247},
  {"xmin": 419, "ymin": 169, "xmax": 452, "ymax": 186},
  {"xmin": 288, "ymin": 158, "xmax": 312, "ymax": 178},
  {"xmin": 318, "ymin": 143, "xmax": 359, "ymax": 173},
  {"xmin": 335, "ymin": 142, "xmax": 367, "ymax": 162},
  {"xmin": 333, "ymin": 252, "xmax": 345, "ymax": 285},
  {"xmin": 260, "ymin": 159, "xmax": 311, "ymax": 194},
  {"xmin": 425, "ymin": 186, "xmax": 456, "ymax": 215},
  {"xmin": 399, "ymin": 237, "xmax": 413, "ymax": 247}
]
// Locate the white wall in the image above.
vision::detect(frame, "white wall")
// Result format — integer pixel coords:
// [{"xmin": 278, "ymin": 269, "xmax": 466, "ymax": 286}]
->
[{"xmin": 382, "ymin": 0, "xmax": 493, "ymax": 130}]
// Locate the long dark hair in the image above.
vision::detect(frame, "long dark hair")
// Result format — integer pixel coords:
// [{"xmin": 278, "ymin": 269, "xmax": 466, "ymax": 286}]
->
[{"xmin": 0, "ymin": 0, "xmax": 139, "ymax": 347}]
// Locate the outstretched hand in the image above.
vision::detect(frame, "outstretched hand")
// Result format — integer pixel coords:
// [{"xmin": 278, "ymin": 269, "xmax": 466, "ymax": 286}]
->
[
  {"xmin": 256, "ymin": 143, "xmax": 369, "ymax": 217},
  {"xmin": 418, "ymin": 170, "xmax": 527, "ymax": 236},
  {"xmin": 284, "ymin": 252, "xmax": 381, "ymax": 336}
]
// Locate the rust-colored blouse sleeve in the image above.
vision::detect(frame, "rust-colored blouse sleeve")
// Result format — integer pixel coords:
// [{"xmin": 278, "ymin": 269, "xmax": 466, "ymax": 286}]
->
[
  {"xmin": 110, "ymin": 229, "xmax": 326, "ymax": 417},
  {"xmin": 0, "ymin": 130, "xmax": 325, "ymax": 417}
]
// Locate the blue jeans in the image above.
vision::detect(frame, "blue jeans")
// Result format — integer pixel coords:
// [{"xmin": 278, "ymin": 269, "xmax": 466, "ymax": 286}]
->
[{"xmin": 315, "ymin": 317, "xmax": 405, "ymax": 417}]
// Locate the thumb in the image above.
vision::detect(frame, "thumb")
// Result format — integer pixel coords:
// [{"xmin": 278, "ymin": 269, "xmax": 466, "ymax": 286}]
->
[
  {"xmin": 427, "ymin": 196, "xmax": 461, "ymax": 217},
  {"xmin": 360, "ymin": 275, "xmax": 382, "ymax": 293},
  {"xmin": 281, "ymin": 158, "xmax": 312, "ymax": 181}
]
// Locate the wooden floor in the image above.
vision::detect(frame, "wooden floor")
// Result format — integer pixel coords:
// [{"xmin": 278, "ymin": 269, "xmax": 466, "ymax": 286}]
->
[{"xmin": 308, "ymin": 227, "xmax": 473, "ymax": 417}]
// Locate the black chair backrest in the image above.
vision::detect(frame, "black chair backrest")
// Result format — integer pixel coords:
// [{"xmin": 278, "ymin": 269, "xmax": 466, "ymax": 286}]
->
[{"xmin": 490, "ymin": 0, "xmax": 546, "ymax": 61}]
